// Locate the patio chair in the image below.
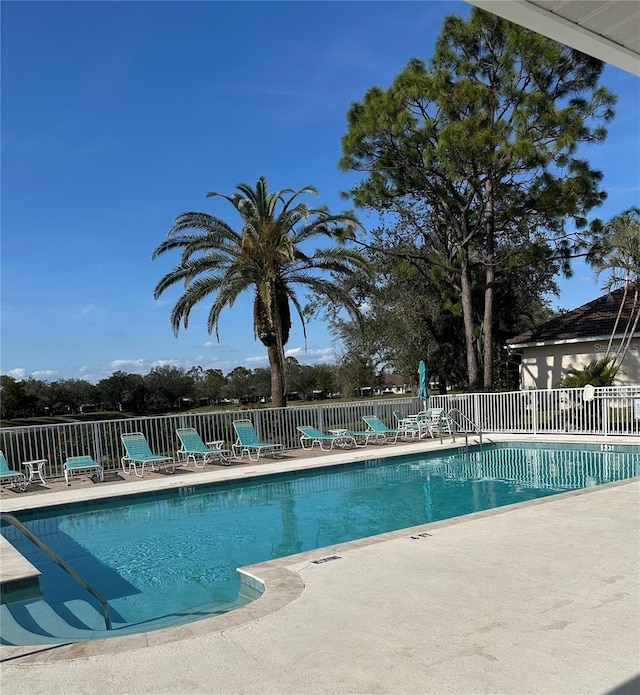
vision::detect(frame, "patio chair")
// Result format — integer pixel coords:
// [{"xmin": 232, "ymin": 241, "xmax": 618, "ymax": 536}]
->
[
  {"xmin": 392, "ymin": 410, "xmax": 425, "ymax": 439},
  {"xmin": 0, "ymin": 451, "xmax": 28, "ymax": 491},
  {"xmin": 340, "ymin": 428, "xmax": 375, "ymax": 446},
  {"xmin": 424, "ymin": 408, "xmax": 453, "ymax": 437},
  {"xmin": 63, "ymin": 455, "xmax": 104, "ymax": 486},
  {"xmin": 362, "ymin": 415, "xmax": 405, "ymax": 443},
  {"xmin": 232, "ymin": 419, "xmax": 284, "ymax": 462},
  {"xmin": 297, "ymin": 426, "xmax": 357, "ymax": 452},
  {"xmin": 393, "ymin": 410, "xmax": 407, "ymax": 427},
  {"xmin": 120, "ymin": 432, "xmax": 177, "ymax": 478},
  {"xmin": 176, "ymin": 427, "xmax": 233, "ymax": 467}
]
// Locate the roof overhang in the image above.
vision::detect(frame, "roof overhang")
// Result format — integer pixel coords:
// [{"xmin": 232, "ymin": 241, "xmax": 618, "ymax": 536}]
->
[
  {"xmin": 507, "ymin": 333, "xmax": 640, "ymax": 349},
  {"xmin": 467, "ymin": 1, "xmax": 640, "ymax": 76}
]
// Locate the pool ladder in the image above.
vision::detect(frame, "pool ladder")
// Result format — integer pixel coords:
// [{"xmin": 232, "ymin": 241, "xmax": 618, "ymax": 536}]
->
[{"xmin": 0, "ymin": 512, "xmax": 112, "ymax": 630}]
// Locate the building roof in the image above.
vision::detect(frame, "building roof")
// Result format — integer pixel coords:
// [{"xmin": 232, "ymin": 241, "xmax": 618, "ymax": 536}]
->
[
  {"xmin": 468, "ymin": 1, "xmax": 640, "ymax": 76},
  {"xmin": 507, "ymin": 288, "xmax": 639, "ymax": 347},
  {"xmin": 382, "ymin": 374, "xmax": 406, "ymax": 388}
]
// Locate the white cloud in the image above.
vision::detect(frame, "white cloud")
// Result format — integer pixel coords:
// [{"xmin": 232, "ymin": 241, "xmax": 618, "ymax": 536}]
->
[
  {"xmin": 32, "ymin": 369, "xmax": 59, "ymax": 379},
  {"xmin": 285, "ymin": 346, "xmax": 336, "ymax": 364},
  {"xmin": 4, "ymin": 368, "xmax": 27, "ymax": 380},
  {"xmin": 106, "ymin": 358, "xmax": 148, "ymax": 373},
  {"xmin": 1, "ymin": 345, "xmax": 338, "ymax": 387},
  {"xmin": 245, "ymin": 355, "xmax": 268, "ymax": 365}
]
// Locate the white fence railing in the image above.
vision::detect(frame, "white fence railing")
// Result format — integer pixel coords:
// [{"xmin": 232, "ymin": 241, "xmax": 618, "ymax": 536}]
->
[
  {"xmin": 1, "ymin": 387, "xmax": 639, "ymax": 482},
  {"xmin": 427, "ymin": 385, "xmax": 640, "ymax": 437}
]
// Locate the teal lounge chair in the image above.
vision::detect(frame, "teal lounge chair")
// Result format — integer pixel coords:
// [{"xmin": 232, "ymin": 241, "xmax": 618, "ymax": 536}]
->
[
  {"xmin": 232, "ymin": 419, "xmax": 284, "ymax": 462},
  {"xmin": 176, "ymin": 427, "xmax": 232, "ymax": 467},
  {"xmin": 0, "ymin": 451, "xmax": 27, "ymax": 491},
  {"xmin": 297, "ymin": 426, "xmax": 357, "ymax": 452},
  {"xmin": 362, "ymin": 415, "xmax": 405, "ymax": 443},
  {"xmin": 121, "ymin": 432, "xmax": 176, "ymax": 478},
  {"xmin": 63, "ymin": 455, "xmax": 104, "ymax": 486}
]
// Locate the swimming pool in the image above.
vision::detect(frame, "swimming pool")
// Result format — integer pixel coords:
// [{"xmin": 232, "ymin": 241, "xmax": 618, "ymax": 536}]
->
[{"xmin": 1, "ymin": 441, "xmax": 638, "ymax": 645}]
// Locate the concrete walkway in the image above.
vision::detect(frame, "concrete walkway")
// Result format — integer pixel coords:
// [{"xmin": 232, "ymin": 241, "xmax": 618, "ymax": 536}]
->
[{"xmin": 1, "ymin": 438, "xmax": 639, "ymax": 694}]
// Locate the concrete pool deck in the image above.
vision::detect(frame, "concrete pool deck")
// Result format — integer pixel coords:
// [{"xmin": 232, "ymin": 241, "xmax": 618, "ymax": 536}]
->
[{"xmin": 1, "ymin": 434, "xmax": 639, "ymax": 694}]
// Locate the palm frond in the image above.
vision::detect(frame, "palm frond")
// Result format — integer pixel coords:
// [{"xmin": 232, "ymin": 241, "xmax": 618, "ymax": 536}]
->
[{"xmin": 169, "ymin": 276, "xmax": 225, "ymax": 334}]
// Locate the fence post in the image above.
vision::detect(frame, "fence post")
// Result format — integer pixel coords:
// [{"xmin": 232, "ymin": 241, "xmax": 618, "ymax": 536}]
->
[
  {"xmin": 254, "ymin": 409, "xmax": 263, "ymax": 438},
  {"xmin": 531, "ymin": 391, "xmax": 538, "ymax": 435},
  {"xmin": 92, "ymin": 423, "xmax": 103, "ymax": 466},
  {"xmin": 602, "ymin": 395, "xmax": 609, "ymax": 437},
  {"xmin": 473, "ymin": 393, "xmax": 481, "ymax": 432}
]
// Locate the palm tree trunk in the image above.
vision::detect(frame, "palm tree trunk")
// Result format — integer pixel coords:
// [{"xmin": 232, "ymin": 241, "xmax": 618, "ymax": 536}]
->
[
  {"xmin": 612, "ymin": 286, "xmax": 640, "ymax": 372},
  {"xmin": 606, "ymin": 285, "xmax": 628, "ymax": 358},
  {"xmin": 268, "ymin": 344, "xmax": 287, "ymax": 408}
]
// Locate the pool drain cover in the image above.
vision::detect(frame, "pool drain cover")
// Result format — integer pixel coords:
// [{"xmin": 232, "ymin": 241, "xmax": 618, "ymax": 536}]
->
[{"xmin": 311, "ymin": 555, "xmax": 342, "ymax": 564}]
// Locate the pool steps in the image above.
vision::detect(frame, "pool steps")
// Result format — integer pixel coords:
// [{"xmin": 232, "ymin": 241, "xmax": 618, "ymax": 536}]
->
[{"xmin": 0, "ymin": 592, "xmax": 256, "ymax": 645}]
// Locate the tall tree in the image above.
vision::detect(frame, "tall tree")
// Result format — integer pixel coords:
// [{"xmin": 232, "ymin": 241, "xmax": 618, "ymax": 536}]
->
[
  {"xmin": 339, "ymin": 7, "xmax": 616, "ymax": 390},
  {"xmin": 225, "ymin": 366, "xmax": 253, "ymax": 402},
  {"xmin": 0, "ymin": 376, "xmax": 37, "ymax": 419},
  {"xmin": 153, "ymin": 177, "xmax": 370, "ymax": 407},
  {"xmin": 145, "ymin": 365, "xmax": 195, "ymax": 410},
  {"xmin": 310, "ymin": 205, "xmax": 556, "ymax": 393},
  {"xmin": 196, "ymin": 368, "xmax": 226, "ymax": 403},
  {"xmin": 97, "ymin": 371, "xmax": 149, "ymax": 412}
]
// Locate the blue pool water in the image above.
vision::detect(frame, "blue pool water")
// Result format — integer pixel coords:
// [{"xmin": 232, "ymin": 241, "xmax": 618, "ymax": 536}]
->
[{"xmin": 2, "ymin": 442, "xmax": 638, "ymax": 644}]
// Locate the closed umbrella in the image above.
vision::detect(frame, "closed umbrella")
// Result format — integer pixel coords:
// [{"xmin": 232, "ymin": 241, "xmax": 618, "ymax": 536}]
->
[{"xmin": 417, "ymin": 360, "xmax": 429, "ymax": 410}]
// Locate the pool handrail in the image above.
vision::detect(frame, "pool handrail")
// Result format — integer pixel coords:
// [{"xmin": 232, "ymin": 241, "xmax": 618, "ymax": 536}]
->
[
  {"xmin": 446, "ymin": 408, "xmax": 483, "ymax": 448},
  {"xmin": 0, "ymin": 512, "xmax": 112, "ymax": 630}
]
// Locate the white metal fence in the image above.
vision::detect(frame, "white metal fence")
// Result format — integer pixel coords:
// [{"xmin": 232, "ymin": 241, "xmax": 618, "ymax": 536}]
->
[
  {"xmin": 427, "ymin": 385, "xmax": 640, "ymax": 437},
  {"xmin": 1, "ymin": 387, "xmax": 638, "ymax": 481}
]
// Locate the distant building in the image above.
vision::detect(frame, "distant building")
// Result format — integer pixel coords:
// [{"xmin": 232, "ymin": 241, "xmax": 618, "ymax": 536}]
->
[
  {"xmin": 380, "ymin": 374, "xmax": 408, "ymax": 394},
  {"xmin": 506, "ymin": 288, "xmax": 640, "ymax": 389},
  {"xmin": 358, "ymin": 374, "xmax": 409, "ymax": 397}
]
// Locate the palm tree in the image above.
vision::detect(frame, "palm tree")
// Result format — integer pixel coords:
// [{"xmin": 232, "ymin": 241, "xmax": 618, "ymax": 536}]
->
[
  {"xmin": 556, "ymin": 358, "xmax": 618, "ymax": 388},
  {"xmin": 152, "ymin": 177, "xmax": 370, "ymax": 407},
  {"xmin": 587, "ymin": 207, "xmax": 640, "ymax": 375}
]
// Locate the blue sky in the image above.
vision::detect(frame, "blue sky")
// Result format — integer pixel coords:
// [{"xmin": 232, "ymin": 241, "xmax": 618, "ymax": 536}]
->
[{"xmin": 2, "ymin": 1, "xmax": 639, "ymax": 384}]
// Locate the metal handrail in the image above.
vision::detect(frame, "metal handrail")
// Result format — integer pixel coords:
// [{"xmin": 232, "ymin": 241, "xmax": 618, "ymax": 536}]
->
[
  {"xmin": 447, "ymin": 408, "xmax": 483, "ymax": 448},
  {"xmin": 0, "ymin": 512, "xmax": 112, "ymax": 630}
]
